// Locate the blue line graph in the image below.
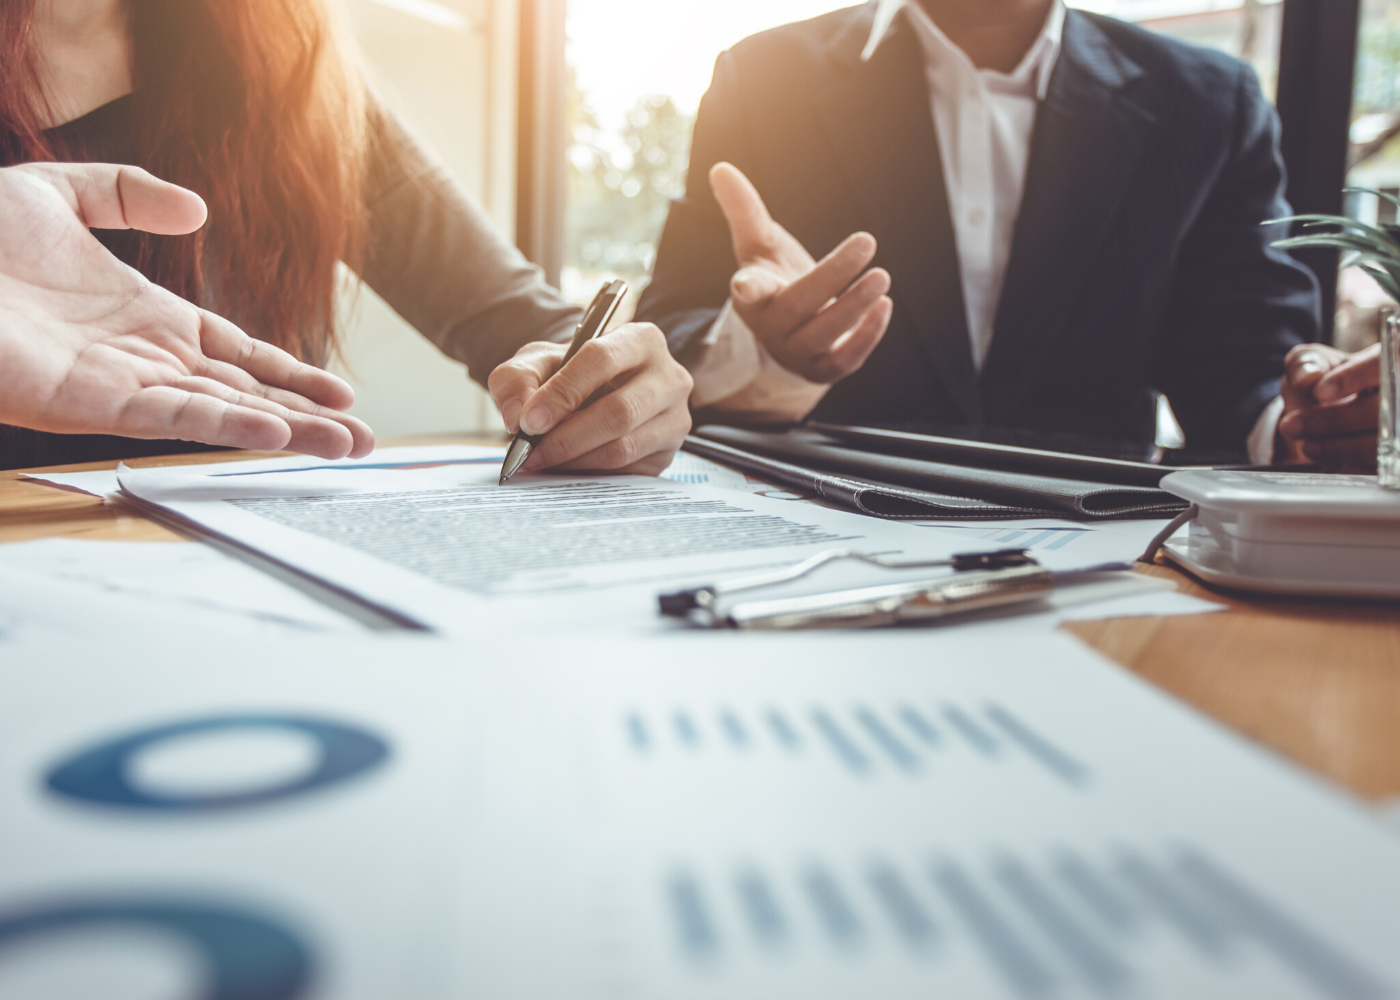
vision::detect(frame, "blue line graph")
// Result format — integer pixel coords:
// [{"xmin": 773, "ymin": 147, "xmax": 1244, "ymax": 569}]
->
[{"xmin": 213, "ymin": 458, "xmax": 500, "ymax": 477}]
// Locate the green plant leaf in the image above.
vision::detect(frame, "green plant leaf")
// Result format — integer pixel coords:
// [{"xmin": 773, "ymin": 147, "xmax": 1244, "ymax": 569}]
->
[
  {"xmin": 1343, "ymin": 186, "xmax": 1400, "ymax": 215},
  {"xmin": 1272, "ymin": 233, "xmax": 1400, "ymax": 266},
  {"xmin": 1271, "ymin": 215, "xmax": 1400, "ymax": 254},
  {"xmin": 1271, "ymin": 213, "xmax": 1358, "ymax": 228},
  {"xmin": 1339, "ymin": 250, "xmax": 1400, "ymax": 274}
]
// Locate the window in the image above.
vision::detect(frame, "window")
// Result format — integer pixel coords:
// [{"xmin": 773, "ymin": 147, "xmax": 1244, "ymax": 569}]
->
[
  {"xmin": 330, "ymin": 0, "xmax": 514, "ymax": 435},
  {"xmin": 1342, "ymin": 0, "xmax": 1400, "ymax": 351},
  {"xmin": 562, "ymin": 0, "xmax": 850, "ymax": 306}
]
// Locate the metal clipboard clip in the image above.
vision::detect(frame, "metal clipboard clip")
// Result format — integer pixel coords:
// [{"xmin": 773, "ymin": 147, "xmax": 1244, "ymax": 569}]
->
[{"xmin": 658, "ymin": 548, "xmax": 1109, "ymax": 630}]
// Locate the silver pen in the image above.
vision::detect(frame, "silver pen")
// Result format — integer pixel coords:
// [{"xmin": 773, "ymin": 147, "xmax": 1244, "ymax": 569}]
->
[{"xmin": 499, "ymin": 278, "xmax": 629, "ymax": 485}]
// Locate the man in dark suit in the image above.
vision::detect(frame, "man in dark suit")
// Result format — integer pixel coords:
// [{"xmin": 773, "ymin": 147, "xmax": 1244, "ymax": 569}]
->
[{"xmin": 636, "ymin": 0, "xmax": 1356, "ymax": 462}]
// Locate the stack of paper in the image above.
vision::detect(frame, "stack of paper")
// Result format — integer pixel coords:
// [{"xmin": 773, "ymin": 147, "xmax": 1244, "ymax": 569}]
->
[{"xmin": 106, "ymin": 454, "xmax": 1218, "ymax": 636}]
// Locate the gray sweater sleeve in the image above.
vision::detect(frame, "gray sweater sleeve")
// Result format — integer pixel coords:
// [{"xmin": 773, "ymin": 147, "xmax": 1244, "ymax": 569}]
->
[{"xmin": 357, "ymin": 94, "xmax": 579, "ymax": 388}]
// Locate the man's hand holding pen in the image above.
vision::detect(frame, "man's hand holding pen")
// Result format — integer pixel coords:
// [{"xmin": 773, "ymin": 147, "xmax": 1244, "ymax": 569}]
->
[{"xmin": 489, "ymin": 321, "xmax": 693, "ymax": 477}]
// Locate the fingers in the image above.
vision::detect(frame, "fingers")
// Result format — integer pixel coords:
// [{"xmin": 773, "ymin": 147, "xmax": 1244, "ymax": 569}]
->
[
  {"xmin": 35, "ymin": 162, "xmax": 208, "ymax": 234},
  {"xmin": 117, "ymin": 386, "xmax": 295, "ymax": 452},
  {"xmin": 1301, "ymin": 432, "xmax": 1379, "ymax": 471},
  {"xmin": 230, "ymin": 382, "xmax": 375, "ymax": 457},
  {"xmin": 729, "ymin": 265, "xmax": 786, "ymax": 309},
  {"xmin": 185, "ymin": 309, "xmax": 372, "ymax": 455},
  {"xmin": 114, "ymin": 373, "xmax": 371, "ymax": 458},
  {"xmin": 784, "ymin": 267, "xmax": 891, "ymax": 359},
  {"xmin": 1314, "ymin": 343, "xmax": 1382, "ymax": 402},
  {"xmin": 755, "ymin": 233, "xmax": 878, "ymax": 333},
  {"xmin": 1282, "ymin": 345, "xmax": 1333, "ymax": 394},
  {"xmin": 1279, "ymin": 392, "xmax": 1379, "ymax": 442},
  {"xmin": 519, "ymin": 324, "xmax": 692, "ymax": 471},
  {"xmin": 711, "ymin": 162, "xmax": 777, "ymax": 262},
  {"xmin": 1279, "ymin": 375, "xmax": 1380, "ymax": 473},
  {"xmin": 543, "ymin": 407, "xmax": 693, "ymax": 475},
  {"xmin": 169, "ymin": 375, "xmax": 373, "ymax": 458},
  {"xmin": 197, "ymin": 309, "xmax": 356, "ymax": 411},
  {"xmin": 516, "ymin": 327, "xmax": 655, "ymax": 438},
  {"xmin": 488, "ymin": 341, "xmax": 565, "ymax": 432},
  {"xmin": 805, "ymin": 295, "xmax": 893, "ymax": 383}
]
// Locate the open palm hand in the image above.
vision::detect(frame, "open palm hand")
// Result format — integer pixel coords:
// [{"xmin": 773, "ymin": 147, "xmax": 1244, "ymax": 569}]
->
[{"xmin": 0, "ymin": 163, "xmax": 373, "ymax": 458}]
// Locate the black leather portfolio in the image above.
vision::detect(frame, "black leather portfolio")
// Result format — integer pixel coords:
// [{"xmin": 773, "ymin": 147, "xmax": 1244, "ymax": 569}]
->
[
  {"xmin": 686, "ymin": 426, "xmax": 1191, "ymax": 520},
  {"xmin": 806, "ymin": 422, "xmax": 1229, "ymax": 487}
]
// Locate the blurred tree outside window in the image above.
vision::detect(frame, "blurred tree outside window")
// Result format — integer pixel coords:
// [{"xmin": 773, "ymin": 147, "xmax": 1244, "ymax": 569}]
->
[
  {"xmin": 562, "ymin": 1, "xmax": 852, "ymax": 307},
  {"xmin": 566, "ymin": 76, "xmax": 692, "ymax": 303},
  {"xmin": 1344, "ymin": 0, "xmax": 1400, "ymax": 352}
]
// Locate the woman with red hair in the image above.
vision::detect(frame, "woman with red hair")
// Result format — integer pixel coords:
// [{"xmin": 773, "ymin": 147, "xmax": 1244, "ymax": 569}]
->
[{"xmin": 0, "ymin": 0, "xmax": 692, "ymax": 472}]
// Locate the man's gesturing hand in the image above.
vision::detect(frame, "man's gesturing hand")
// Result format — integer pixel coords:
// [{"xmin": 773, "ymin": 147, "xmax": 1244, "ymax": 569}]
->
[
  {"xmin": 711, "ymin": 162, "xmax": 893, "ymax": 384},
  {"xmin": 1277, "ymin": 342, "xmax": 1380, "ymax": 470},
  {"xmin": 0, "ymin": 163, "xmax": 373, "ymax": 458},
  {"xmin": 488, "ymin": 323, "xmax": 693, "ymax": 477}
]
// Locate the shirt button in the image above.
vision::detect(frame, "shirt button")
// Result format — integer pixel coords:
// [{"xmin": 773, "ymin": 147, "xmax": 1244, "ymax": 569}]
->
[{"xmin": 968, "ymin": 208, "xmax": 987, "ymax": 227}]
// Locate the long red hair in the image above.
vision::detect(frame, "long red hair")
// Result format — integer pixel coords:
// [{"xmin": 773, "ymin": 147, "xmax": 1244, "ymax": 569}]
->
[{"xmin": 0, "ymin": 0, "xmax": 365, "ymax": 363}]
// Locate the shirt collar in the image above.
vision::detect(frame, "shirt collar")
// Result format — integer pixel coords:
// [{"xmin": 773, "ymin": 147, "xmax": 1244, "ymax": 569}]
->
[{"xmin": 861, "ymin": 0, "xmax": 1066, "ymax": 100}]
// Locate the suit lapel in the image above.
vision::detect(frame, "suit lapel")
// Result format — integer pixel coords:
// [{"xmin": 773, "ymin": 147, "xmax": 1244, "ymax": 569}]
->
[
  {"xmin": 814, "ymin": 7, "xmax": 983, "ymax": 424},
  {"xmin": 981, "ymin": 12, "xmax": 1156, "ymax": 423}
]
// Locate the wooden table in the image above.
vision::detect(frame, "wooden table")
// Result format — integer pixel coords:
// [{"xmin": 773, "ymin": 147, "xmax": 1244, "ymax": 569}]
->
[{"xmin": 4, "ymin": 437, "xmax": 1399, "ymax": 802}]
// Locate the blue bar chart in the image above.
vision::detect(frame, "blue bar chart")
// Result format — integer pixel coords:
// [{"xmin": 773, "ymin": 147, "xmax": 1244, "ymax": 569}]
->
[
  {"xmin": 661, "ymin": 847, "xmax": 1392, "ymax": 1000},
  {"xmin": 621, "ymin": 700, "xmax": 1091, "ymax": 787}
]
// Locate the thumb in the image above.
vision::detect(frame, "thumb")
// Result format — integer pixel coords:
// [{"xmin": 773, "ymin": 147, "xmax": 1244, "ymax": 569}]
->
[
  {"xmin": 1284, "ymin": 347, "xmax": 1330, "ymax": 392},
  {"xmin": 38, "ymin": 163, "xmax": 208, "ymax": 235},
  {"xmin": 1315, "ymin": 343, "xmax": 1382, "ymax": 402},
  {"xmin": 710, "ymin": 161, "xmax": 774, "ymax": 262}
]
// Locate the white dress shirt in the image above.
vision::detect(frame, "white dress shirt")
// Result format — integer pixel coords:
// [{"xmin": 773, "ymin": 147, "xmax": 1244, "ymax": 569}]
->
[
  {"xmin": 690, "ymin": 0, "xmax": 1064, "ymax": 413},
  {"xmin": 896, "ymin": 0, "xmax": 1063, "ymax": 371},
  {"xmin": 686, "ymin": 0, "xmax": 1281, "ymax": 462}
]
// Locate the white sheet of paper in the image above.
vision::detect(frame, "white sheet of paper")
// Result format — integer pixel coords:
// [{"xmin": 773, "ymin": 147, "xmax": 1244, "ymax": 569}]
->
[
  {"xmin": 908, "ymin": 517, "xmax": 1175, "ymax": 570},
  {"xmin": 661, "ymin": 451, "xmax": 753, "ymax": 490},
  {"xmin": 115, "ymin": 462, "xmax": 1217, "ymax": 636},
  {"xmin": 21, "ymin": 444, "xmax": 1181, "ymax": 575},
  {"xmin": 19, "ymin": 444, "xmax": 511, "ymax": 498},
  {"xmin": 0, "ymin": 633, "xmax": 484, "ymax": 1000},
  {"xmin": 0, "ymin": 630, "xmax": 1397, "ymax": 999},
  {"xmin": 0, "ymin": 538, "xmax": 360, "ymax": 633},
  {"xmin": 0, "ymin": 562, "xmax": 328, "ymax": 644}
]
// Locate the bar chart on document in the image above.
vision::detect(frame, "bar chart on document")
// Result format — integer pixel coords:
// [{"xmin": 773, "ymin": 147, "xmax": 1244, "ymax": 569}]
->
[
  {"xmin": 921, "ymin": 523, "xmax": 1093, "ymax": 554},
  {"xmin": 556, "ymin": 642, "xmax": 1398, "ymax": 1000}
]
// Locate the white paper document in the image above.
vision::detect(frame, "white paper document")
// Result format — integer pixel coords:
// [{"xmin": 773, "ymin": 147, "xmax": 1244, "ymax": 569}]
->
[
  {"xmin": 912, "ymin": 517, "xmax": 1176, "ymax": 571},
  {"xmin": 0, "ymin": 631, "xmax": 1397, "ymax": 999},
  {"xmin": 662, "ymin": 450, "xmax": 806, "ymax": 500},
  {"xmin": 0, "ymin": 562, "xmax": 331, "ymax": 646},
  {"xmin": 0, "ymin": 538, "xmax": 360, "ymax": 633},
  {"xmin": 23, "ymin": 446, "xmax": 1174, "ymax": 570},
  {"xmin": 19, "ymin": 443, "xmax": 512, "ymax": 498},
  {"xmin": 113, "ymin": 460, "xmax": 1216, "ymax": 635}
]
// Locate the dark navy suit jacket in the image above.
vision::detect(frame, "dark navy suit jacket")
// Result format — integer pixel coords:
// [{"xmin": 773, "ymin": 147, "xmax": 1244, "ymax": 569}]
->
[{"xmin": 636, "ymin": 3, "xmax": 1322, "ymax": 450}]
